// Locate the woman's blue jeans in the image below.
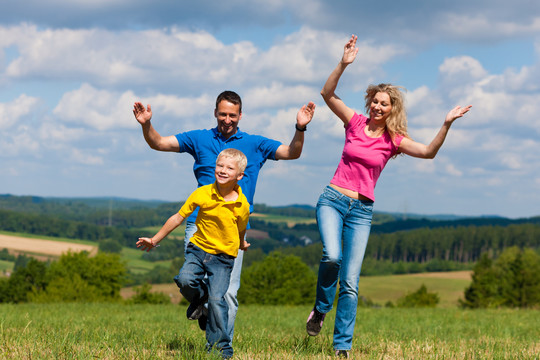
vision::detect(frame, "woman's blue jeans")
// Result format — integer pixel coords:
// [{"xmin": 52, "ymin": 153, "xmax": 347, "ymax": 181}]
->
[{"xmin": 314, "ymin": 186, "xmax": 373, "ymax": 351}]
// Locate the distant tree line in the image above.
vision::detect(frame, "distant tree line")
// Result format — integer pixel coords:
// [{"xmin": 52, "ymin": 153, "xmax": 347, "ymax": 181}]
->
[
  {"xmin": 0, "ymin": 209, "xmax": 148, "ymax": 247},
  {"xmin": 249, "ymin": 218, "xmax": 540, "ymax": 264},
  {"xmin": 367, "ymin": 224, "xmax": 539, "ymax": 263},
  {"xmin": 0, "ymin": 194, "xmax": 183, "ymax": 228}
]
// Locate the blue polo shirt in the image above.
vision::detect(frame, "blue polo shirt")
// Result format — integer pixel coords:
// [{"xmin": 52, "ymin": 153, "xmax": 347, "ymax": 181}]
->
[{"xmin": 175, "ymin": 127, "xmax": 282, "ymax": 222}]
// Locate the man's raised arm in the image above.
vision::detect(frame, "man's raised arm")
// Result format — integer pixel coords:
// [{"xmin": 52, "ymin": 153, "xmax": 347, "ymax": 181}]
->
[
  {"xmin": 275, "ymin": 102, "xmax": 315, "ymax": 160},
  {"xmin": 133, "ymin": 102, "xmax": 180, "ymax": 152}
]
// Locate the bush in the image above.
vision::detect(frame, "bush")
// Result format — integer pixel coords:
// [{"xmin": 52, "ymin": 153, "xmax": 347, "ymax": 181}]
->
[
  {"xmin": 238, "ymin": 251, "xmax": 316, "ymax": 305},
  {"xmin": 396, "ymin": 284, "xmax": 439, "ymax": 308},
  {"xmin": 461, "ymin": 247, "xmax": 540, "ymax": 308},
  {"xmin": 126, "ymin": 283, "xmax": 170, "ymax": 304},
  {"xmin": 0, "ymin": 258, "xmax": 48, "ymax": 303},
  {"xmin": 98, "ymin": 239, "xmax": 123, "ymax": 253},
  {"xmin": 4, "ymin": 251, "xmax": 128, "ymax": 303}
]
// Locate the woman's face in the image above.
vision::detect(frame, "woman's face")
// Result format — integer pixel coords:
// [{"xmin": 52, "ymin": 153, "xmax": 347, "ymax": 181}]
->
[{"xmin": 369, "ymin": 92, "xmax": 392, "ymax": 123}]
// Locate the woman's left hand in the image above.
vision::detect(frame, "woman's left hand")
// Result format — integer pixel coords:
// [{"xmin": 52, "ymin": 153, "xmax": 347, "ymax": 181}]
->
[{"xmin": 445, "ymin": 105, "xmax": 472, "ymax": 124}]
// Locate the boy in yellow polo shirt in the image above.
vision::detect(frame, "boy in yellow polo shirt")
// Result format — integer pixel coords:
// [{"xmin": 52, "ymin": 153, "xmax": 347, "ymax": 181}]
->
[{"xmin": 136, "ymin": 148, "xmax": 249, "ymax": 359}]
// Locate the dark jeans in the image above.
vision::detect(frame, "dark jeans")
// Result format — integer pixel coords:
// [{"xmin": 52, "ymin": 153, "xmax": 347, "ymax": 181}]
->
[{"xmin": 174, "ymin": 242, "xmax": 235, "ymax": 358}]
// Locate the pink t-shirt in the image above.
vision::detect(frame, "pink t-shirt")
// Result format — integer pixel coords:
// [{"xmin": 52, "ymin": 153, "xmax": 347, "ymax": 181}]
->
[{"xmin": 330, "ymin": 113, "xmax": 404, "ymax": 201}]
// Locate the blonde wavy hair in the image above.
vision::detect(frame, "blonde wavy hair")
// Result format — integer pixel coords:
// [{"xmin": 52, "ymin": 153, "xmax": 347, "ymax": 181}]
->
[{"xmin": 364, "ymin": 84, "xmax": 409, "ymax": 142}]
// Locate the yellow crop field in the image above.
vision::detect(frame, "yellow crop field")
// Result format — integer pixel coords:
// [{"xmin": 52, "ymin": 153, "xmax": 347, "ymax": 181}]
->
[{"xmin": 0, "ymin": 233, "xmax": 97, "ymax": 257}]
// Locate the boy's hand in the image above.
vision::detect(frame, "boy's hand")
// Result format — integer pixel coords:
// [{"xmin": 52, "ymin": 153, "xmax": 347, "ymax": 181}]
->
[
  {"xmin": 137, "ymin": 237, "xmax": 156, "ymax": 252},
  {"xmin": 240, "ymin": 239, "xmax": 251, "ymax": 251}
]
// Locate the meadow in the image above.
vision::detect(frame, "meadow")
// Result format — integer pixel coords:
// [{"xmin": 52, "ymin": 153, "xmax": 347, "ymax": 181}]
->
[{"xmin": 1, "ymin": 303, "xmax": 538, "ymax": 359}]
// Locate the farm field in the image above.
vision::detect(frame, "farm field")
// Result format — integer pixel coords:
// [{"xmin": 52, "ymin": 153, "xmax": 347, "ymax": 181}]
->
[
  {"xmin": 0, "ymin": 303, "xmax": 537, "ymax": 359},
  {"xmin": 250, "ymin": 213, "xmax": 316, "ymax": 227},
  {"xmin": 358, "ymin": 271, "xmax": 472, "ymax": 308},
  {"xmin": 0, "ymin": 232, "xmax": 97, "ymax": 258}
]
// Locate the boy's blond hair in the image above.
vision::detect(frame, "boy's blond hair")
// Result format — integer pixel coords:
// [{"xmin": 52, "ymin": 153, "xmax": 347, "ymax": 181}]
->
[{"xmin": 217, "ymin": 148, "xmax": 247, "ymax": 173}]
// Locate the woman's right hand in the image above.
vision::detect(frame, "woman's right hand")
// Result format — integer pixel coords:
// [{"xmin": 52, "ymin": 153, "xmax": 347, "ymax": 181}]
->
[{"xmin": 342, "ymin": 35, "xmax": 359, "ymax": 65}]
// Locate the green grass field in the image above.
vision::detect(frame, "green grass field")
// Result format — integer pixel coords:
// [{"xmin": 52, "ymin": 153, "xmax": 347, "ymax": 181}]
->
[
  {"xmin": 139, "ymin": 224, "xmax": 187, "ymax": 239},
  {"xmin": 121, "ymin": 246, "xmax": 174, "ymax": 274},
  {"xmin": 358, "ymin": 272, "xmax": 471, "ymax": 308},
  {"xmin": 0, "ymin": 303, "xmax": 537, "ymax": 359},
  {"xmin": 250, "ymin": 213, "xmax": 316, "ymax": 226},
  {"xmin": 0, "ymin": 259, "xmax": 13, "ymax": 273}
]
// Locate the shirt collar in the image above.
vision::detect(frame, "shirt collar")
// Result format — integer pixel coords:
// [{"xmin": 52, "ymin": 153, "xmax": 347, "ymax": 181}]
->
[
  {"xmin": 212, "ymin": 127, "xmax": 244, "ymax": 141},
  {"xmin": 211, "ymin": 182, "xmax": 243, "ymax": 202}
]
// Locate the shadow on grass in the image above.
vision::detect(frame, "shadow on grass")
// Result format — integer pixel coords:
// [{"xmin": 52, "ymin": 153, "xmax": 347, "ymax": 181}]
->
[
  {"xmin": 167, "ymin": 336, "xmax": 199, "ymax": 351},
  {"xmin": 167, "ymin": 336, "xmax": 224, "ymax": 360}
]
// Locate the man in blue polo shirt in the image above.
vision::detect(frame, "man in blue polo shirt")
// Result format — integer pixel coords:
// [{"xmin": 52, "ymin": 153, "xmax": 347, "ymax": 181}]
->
[{"xmin": 133, "ymin": 90, "xmax": 315, "ymax": 343}]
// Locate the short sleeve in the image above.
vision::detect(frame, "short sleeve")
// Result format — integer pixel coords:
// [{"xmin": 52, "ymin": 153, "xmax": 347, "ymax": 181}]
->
[
  {"xmin": 255, "ymin": 135, "xmax": 282, "ymax": 161},
  {"xmin": 178, "ymin": 188, "xmax": 203, "ymax": 218},
  {"xmin": 392, "ymin": 134, "xmax": 405, "ymax": 155},
  {"xmin": 345, "ymin": 113, "xmax": 367, "ymax": 131},
  {"xmin": 236, "ymin": 200, "xmax": 250, "ymax": 233},
  {"xmin": 175, "ymin": 130, "xmax": 202, "ymax": 156}
]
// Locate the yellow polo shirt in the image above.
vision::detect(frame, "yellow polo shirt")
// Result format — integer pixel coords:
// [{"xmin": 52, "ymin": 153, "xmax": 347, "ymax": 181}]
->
[{"xmin": 179, "ymin": 182, "xmax": 250, "ymax": 257}]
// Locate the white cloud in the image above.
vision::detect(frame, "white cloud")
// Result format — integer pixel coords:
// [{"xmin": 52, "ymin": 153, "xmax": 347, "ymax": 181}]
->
[
  {"xmin": 441, "ymin": 14, "xmax": 540, "ymax": 40},
  {"xmin": 439, "ymin": 56, "xmax": 488, "ymax": 85},
  {"xmin": 53, "ymin": 84, "xmax": 137, "ymax": 131},
  {"xmin": 0, "ymin": 94, "xmax": 40, "ymax": 128},
  {"xmin": 243, "ymin": 82, "xmax": 318, "ymax": 110},
  {"xmin": 70, "ymin": 148, "xmax": 104, "ymax": 165}
]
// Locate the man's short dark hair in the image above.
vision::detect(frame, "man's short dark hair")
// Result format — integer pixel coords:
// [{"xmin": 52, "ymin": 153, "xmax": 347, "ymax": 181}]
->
[{"xmin": 216, "ymin": 91, "xmax": 242, "ymax": 113}]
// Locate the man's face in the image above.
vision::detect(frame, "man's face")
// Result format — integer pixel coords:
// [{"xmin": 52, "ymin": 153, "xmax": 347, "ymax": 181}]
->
[{"xmin": 215, "ymin": 100, "xmax": 241, "ymax": 139}]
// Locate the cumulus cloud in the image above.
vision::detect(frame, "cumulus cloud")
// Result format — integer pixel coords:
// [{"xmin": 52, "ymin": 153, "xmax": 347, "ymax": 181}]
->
[
  {"xmin": 53, "ymin": 84, "xmax": 137, "ymax": 131},
  {"xmin": 0, "ymin": 94, "xmax": 40, "ymax": 128}
]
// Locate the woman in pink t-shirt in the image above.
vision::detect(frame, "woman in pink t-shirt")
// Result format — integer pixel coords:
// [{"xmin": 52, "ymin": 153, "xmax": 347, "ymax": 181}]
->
[{"xmin": 306, "ymin": 35, "xmax": 472, "ymax": 357}]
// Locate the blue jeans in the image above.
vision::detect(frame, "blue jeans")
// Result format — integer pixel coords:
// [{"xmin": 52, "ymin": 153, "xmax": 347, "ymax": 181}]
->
[
  {"xmin": 314, "ymin": 186, "xmax": 373, "ymax": 351},
  {"xmin": 184, "ymin": 222, "xmax": 243, "ymax": 344},
  {"xmin": 174, "ymin": 242, "xmax": 235, "ymax": 358}
]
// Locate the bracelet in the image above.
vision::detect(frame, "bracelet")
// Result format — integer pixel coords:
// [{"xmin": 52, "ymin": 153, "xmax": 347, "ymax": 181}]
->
[
  {"xmin": 295, "ymin": 123, "xmax": 307, "ymax": 132},
  {"xmin": 151, "ymin": 240, "xmax": 160, "ymax": 248}
]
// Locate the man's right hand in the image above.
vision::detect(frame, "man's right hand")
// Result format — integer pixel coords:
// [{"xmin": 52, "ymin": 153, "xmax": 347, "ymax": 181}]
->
[{"xmin": 133, "ymin": 102, "xmax": 152, "ymax": 125}]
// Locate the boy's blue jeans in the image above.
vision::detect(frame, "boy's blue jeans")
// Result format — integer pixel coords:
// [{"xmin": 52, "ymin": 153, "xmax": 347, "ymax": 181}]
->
[
  {"xmin": 314, "ymin": 186, "xmax": 373, "ymax": 351},
  {"xmin": 174, "ymin": 242, "xmax": 235, "ymax": 358},
  {"xmin": 184, "ymin": 221, "xmax": 243, "ymax": 345}
]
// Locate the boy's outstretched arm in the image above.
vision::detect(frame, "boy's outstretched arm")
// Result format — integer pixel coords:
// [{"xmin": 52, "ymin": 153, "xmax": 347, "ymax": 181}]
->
[{"xmin": 137, "ymin": 213, "xmax": 185, "ymax": 252}]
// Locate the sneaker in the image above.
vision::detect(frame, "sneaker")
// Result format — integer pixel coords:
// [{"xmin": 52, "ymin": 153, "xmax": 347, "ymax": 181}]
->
[
  {"xmin": 306, "ymin": 307, "xmax": 326, "ymax": 336},
  {"xmin": 335, "ymin": 350, "xmax": 349, "ymax": 358},
  {"xmin": 186, "ymin": 303, "xmax": 205, "ymax": 320},
  {"xmin": 198, "ymin": 305, "xmax": 208, "ymax": 331}
]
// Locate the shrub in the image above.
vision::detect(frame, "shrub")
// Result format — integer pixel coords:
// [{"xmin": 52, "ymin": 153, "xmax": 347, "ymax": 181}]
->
[
  {"xmin": 126, "ymin": 283, "xmax": 170, "ymax": 304},
  {"xmin": 396, "ymin": 284, "xmax": 439, "ymax": 308},
  {"xmin": 98, "ymin": 239, "xmax": 123, "ymax": 253},
  {"xmin": 461, "ymin": 247, "xmax": 540, "ymax": 308},
  {"xmin": 238, "ymin": 251, "xmax": 316, "ymax": 305}
]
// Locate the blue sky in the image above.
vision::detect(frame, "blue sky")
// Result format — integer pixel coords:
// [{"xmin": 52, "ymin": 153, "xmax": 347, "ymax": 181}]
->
[{"xmin": 1, "ymin": 1, "xmax": 539, "ymax": 218}]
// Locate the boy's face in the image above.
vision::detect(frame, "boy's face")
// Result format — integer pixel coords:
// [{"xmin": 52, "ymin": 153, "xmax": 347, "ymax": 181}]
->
[{"xmin": 215, "ymin": 156, "xmax": 244, "ymax": 186}]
